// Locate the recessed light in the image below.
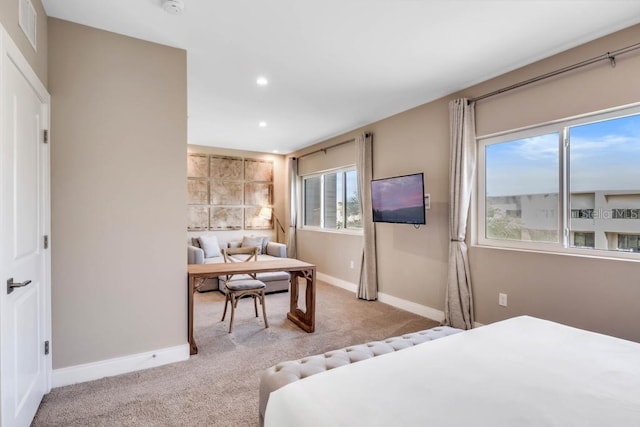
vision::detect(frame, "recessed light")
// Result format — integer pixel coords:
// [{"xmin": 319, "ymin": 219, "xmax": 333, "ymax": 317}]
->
[
  {"xmin": 272, "ymin": 150, "xmax": 279, "ymax": 154},
  {"xmin": 259, "ymin": 121, "xmax": 267, "ymax": 127},
  {"xmin": 256, "ymin": 76, "xmax": 268, "ymax": 86}
]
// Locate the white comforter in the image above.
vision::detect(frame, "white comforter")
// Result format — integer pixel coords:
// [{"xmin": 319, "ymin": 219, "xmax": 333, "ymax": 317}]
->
[{"xmin": 265, "ymin": 316, "xmax": 640, "ymax": 426}]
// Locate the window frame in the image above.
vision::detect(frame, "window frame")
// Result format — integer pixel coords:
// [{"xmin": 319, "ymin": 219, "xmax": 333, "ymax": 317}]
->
[
  {"xmin": 475, "ymin": 103, "xmax": 640, "ymax": 261},
  {"xmin": 300, "ymin": 166, "xmax": 363, "ymax": 234}
]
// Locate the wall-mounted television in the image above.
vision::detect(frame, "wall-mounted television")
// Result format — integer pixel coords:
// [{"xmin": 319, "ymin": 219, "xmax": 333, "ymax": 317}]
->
[{"xmin": 371, "ymin": 173, "xmax": 426, "ymax": 224}]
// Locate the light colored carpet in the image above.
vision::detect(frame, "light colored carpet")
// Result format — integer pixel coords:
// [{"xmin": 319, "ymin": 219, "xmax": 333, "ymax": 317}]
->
[{"xmin": 33, "ymin": 281, "xmax": 438, "ymax": 426}]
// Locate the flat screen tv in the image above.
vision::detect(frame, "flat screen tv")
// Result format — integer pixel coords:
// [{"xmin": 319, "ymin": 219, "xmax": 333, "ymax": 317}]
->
[{"xmin": 371, "ymin": 173, "xmax": 425, "ymax": 224}]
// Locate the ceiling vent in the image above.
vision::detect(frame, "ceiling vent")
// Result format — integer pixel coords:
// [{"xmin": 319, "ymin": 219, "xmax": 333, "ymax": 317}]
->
[{"xmin": 163, "ymin": 0, "xmax": 185, "ymax": 15}]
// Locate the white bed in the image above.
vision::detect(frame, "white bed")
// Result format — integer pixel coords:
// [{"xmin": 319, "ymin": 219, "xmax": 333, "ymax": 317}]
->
[{"xmin": 264, "ymin": 316, "xmax": 640, "ymax": 426}]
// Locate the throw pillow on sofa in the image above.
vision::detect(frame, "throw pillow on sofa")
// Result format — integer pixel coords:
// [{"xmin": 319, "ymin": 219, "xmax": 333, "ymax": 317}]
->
[
  {"xmin": 198, "ymin": 235, "xmax": 222, "ymax": 258},
  {"xmin": 241, "ymin": 235, "xmax": 269, "ymax": 254}
]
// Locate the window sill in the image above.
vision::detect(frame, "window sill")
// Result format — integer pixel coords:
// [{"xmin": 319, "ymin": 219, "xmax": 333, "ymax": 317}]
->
[
  {"xmin": 471, "ymin": 242, "xmax": 640, "ymax": 264},
  {"xmin": 299, "ymin": 227, "xmax": 363, "ymax": 236}
]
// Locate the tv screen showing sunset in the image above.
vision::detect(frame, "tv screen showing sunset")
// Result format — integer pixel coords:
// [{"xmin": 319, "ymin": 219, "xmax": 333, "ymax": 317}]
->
[{"xmin": 371, "ymin": 173, "xmax": 425, "ymax": 224}]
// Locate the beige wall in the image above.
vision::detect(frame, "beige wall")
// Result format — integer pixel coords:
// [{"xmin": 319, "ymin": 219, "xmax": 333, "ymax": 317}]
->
[
  {"xmin": 292, "ymin": 23, "xmax": 640, "ymax": 341},
  {"xmin": 466, "ymin": 24, "xmax": 640, "ymax": 342},
  {"xmin": 0, "ymin": 0, "xmax": 47, "ymax": 85},
  {"xmin": 296, "ymin": 229, "xmax": 363, "ymax": 283},
  {"xmin": 291, "ymin": 98, "xmax": 450, "ymax": 306},
  {"xmin": 187, "ymin": 145, "xmax": 286, "ymax": 245},
  {"xmin": 48, "ymin": 19, "xmax": 187, "ymax": 368},
  {"xmin": 297, "ymin": 142, "xmax": 356, "ymax": 176},
  {"xmin": 294, "ymin": 140, "xmax": 365, "ymax": 282}
]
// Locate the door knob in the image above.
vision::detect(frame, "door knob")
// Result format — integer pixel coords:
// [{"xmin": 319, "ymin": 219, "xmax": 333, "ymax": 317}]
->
[{"xmin": 6, "ymin": 278, "xmax": 32, "ymax": 295}]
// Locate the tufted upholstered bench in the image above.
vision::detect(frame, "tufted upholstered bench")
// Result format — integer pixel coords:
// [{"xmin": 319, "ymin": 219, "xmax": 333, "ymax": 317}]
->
[{"xmin": 258, "ymin": 326, "xmax": 463, "ymax": 425}]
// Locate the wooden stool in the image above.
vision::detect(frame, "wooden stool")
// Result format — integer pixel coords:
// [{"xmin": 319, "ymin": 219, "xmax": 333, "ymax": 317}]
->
[{"xmin": 221, "ymin": 247, "xmax": 269, "ymax": 333}]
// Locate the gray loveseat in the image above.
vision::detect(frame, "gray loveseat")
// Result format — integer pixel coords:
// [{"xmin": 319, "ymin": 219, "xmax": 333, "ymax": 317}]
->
[{"xmin": 188, "ymin": 235, "xmax": 290, "ymax": 294}]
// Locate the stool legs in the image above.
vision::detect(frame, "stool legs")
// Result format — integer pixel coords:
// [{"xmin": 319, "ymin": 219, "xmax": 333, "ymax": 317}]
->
[
  {"xmin": 253, "ymin": 295, "xmax": 258, "ymax": 317},
  {"xmin": 221, "ymin": 292, "xmax": 238, "ymax": 333},
  {"xmin": 221, "ymin": 289, "xmax": 268, "ymax": 333},
  {"xmin": 221, "ymin": 293, "xmax": 230, "ymax": 322},
  {"xmin": 261, "ymin": 290, "xmax": 269, "ymax": 329},
  {"xmin": 228, "ymin": 294, "xmax": 237, "ymax": 333}
]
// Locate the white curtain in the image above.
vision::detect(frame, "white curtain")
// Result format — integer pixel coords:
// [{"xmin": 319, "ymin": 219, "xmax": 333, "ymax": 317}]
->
[
  {"xmin": 287, "ymin": 157, "xmax": 298, "ymax": 259},
  {"xmin": 356, "ymin": 133, "xmax": 378, "ymax": 300},
  {"xmin": 444, "ymin": 99, "xmax": 476, "ymax": 329}
]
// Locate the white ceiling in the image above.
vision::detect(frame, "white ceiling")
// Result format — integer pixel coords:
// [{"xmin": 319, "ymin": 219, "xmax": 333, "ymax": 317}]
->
[{"xmin": 41, "ymin": 1, "xmax": 640, "ymax": 154}]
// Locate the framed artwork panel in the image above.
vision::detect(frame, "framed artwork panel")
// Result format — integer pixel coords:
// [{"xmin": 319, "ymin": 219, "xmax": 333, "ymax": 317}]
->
[
  {"xmin": 245, "ymin": 207, "xmax": 272, "ymax": 230},
  {"xmin": 245, "ymin": 159, "xmax": 274, "ymax": 182},
  {"xmin": 245, "ymin": 182, "xmax": 273, "ymax": 206},
  {"xmin": 187, "ymin": 206, "xmax": 209, "ymax": 230},
  {"xmin": 187, "ymin": 179, "xmax": 209, "ymax": 204},
  {"xmin": 211, "ymin": 181, "xmax": 243, "ymax": 205},
  {"xmin": 187, "ymin": 154, "xmax": 209, "ymax": 178},
  {"xmin": 210, "ymin": 156, "xmax": 243, "ymax": 180},
  {"xmin": 210, "ymin": 207, "xmax": 243, "ymax": 230}
]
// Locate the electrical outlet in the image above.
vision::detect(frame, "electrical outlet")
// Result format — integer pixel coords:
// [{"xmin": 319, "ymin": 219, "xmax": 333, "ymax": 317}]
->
[
  {"xmin": 499, "ymin": 293, "xmax": 508, "ymax": 307},
  {"xmin": 349, "ymin": 260, "xmax": 355, "ymax": 269}
]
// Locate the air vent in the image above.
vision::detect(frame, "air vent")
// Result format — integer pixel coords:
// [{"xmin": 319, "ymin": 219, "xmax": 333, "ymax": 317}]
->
[{"xmin": 19, "ymin": 0, "xmax": 37, "ymax": 50}]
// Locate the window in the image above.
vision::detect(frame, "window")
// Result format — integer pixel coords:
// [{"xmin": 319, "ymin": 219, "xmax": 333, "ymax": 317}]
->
[
  {"xmin": 302, "ymin": 168, "xmax": 362, "ymax": 231},
  {"xmin": 612, "ymin": 209, "xmax": 640, "ymax": 219},
  {"xmin": 484, "ymin": 133, "xmax": 559, "ymax": 243},
  {"xmin": 478, "ymin": 105, "xmax": 640, "ymax": 258},
  {"xmin": 571, "ymin": 209, "xmax": 594, "ymax": 219},
  {"xmin": 618, "ymin": 234, "xmax": 640, "ymax": 252},
  {"xmin": 572, "ymin": 232, "xmax": 595, "ymax": 248}
]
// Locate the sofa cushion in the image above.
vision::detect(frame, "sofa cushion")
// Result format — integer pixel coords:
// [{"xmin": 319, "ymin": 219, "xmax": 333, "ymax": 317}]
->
[
  {"xmin": 219, "ymin": 274, "xmax": 289, "ymax": 295},
  {"xmin": 220, "ymin": 271, "xmax": 291, "ymax": 282},
  {"xmin": 256, "ymin": 271, "xmax": 290, "ymax": 281},
  {"xmin": 198, "ymin": 235, "xmax": 222, "ymax": 258}
]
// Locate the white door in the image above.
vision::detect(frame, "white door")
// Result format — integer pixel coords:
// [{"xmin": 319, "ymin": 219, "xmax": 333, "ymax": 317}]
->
[{"xmin": 0, "ymin": 28, "xmax": 51, "ymax": 427}]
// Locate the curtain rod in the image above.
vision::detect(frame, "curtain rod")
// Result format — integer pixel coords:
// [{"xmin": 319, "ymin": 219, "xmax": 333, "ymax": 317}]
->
[
  {"xmin": 469, "ymin": 41, "xmax": 640, "ymax": 104},
  {"xmin": 295, "ymin": 132, "xmax": 370, "ymax": 160}
]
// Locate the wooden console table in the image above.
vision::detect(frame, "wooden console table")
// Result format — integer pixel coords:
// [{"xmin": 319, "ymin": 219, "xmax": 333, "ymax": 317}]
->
[{"xmin": 187, "ymin": 259, "xmax": 316, "ymax": 355}]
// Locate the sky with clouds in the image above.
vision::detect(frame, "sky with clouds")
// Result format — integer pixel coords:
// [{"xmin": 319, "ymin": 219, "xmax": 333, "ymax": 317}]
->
[{"xmin": 486, "ymin": 113, "xmax": 640, "ymax": 197}]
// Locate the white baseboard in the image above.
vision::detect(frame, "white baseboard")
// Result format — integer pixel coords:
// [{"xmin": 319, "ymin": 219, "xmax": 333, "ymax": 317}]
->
[
  {"xmin": 377, "ymin": 292, "xmax": 445, "ymax": 323},
  {"xmin": 317, "ymin": 273, "xmax": 445, "ymax": 323},
  {"xmin": 317, "ymin": 272, "xmax": 357, "ymax": 293},
  {"xmin": 52, "ymin": 343, "xmax": 190, "ymax": 388}
]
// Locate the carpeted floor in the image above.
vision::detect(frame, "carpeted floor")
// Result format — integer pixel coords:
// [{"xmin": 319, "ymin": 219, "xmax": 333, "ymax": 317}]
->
[{"xmin": 33, "ymin": 281, "xmax": 438, "ymax": 426}]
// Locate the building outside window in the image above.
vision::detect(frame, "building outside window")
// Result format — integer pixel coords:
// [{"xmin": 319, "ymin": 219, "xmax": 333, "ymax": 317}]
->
[
  {"xmin": 478, "ymin": 105, "xmax": 640, "ymax": 258},
  {"xmin": 302, "ymin": 168, "xmax": 361, "ymax": 231}
]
